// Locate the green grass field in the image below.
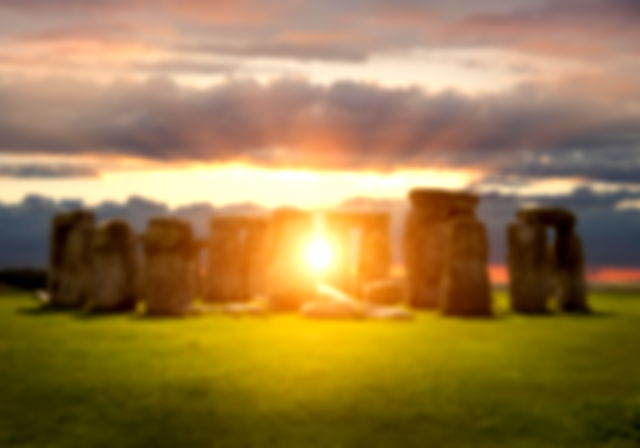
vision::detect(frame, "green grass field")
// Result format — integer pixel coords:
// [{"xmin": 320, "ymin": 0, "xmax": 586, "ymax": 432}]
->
[{"xmin": 1, "ymin": 289, "xmax": 640, "ymax": 448}]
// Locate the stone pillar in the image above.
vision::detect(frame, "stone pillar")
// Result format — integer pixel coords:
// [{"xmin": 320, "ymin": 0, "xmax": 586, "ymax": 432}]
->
[
  {"xmin": 207, "ymin": 217, "xmax": 247, "ymax": 302},
  {"xmin": 86, "ymin": 220, "xmax": 138, "ymax": 312},
  {"xmin": 207, "ymin": 216, "xmax": 268, "ymax": 302},
  {"xmin": 404, "ymin": 207, "xmax": 447, "ymax": 308},
  {"xmin": 324, "ymin": 212, "xmax": 358, "ymax": 294},
  {"xmin": 508, "ymin": 207, "xmax": 589, "ymax": 314},
  {"xmin": 440, "ymin": 216, "xmax": 492, "ymax": 316},
  {"xmin": 267, "ymin": 209, "xmax": 315, "ymax": 311},
  {"xmin": 359, "ymin": 214, "xmax": 391, "ymax": 285},
  {"xmin": 141, "ymin": 218, "xmax": 196, "ymax": 315},
  {"xmin": 244, "ymin": 218, "xmax": 269, "ymax": 299},
  {"xmin": 404, "ymin": 190, "xmax": 478, "ymax": 309},
  {"xmin": 507, "ymin": 222, "xmax": 550, "ymax": 313},
  {"xmin": 556, "ymin": 231, "xmax": 589, "ymax": 312},
  {"xmin": 48, "ymin": 210, "xmax": 95, "ymax": 308},
  {"xmin": 323, "ymin": 212, "xmax": 391, "ymax": 296}
]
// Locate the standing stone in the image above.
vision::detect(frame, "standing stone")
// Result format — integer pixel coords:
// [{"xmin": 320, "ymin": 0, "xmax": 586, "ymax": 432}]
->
[
  {"xmin": 507, "ymin": 222, "xmax": 550, "ymax": 313},
  {"xmin": 441, "ymin": 217, "xmax": 492, "ymax": 316},
  {"xmin": 86, "ymin": 220, "xmax": 138, "ymax": 312},
  {"xmin": 507, "ymin": 207, "xmax": 589, "ymax": 314},
  {"xmin": 404, "ymin": 189, "xmax": 488, "ymax": 312},
  {"xmin": 556, "ymin": 232, "xmax": 589, "ymax": 312},
  {"xmin": 267, "ymin": 209, "xmax": 315, "ymax": 311},
  {"xmin": 244, "ymin": 219, "xmax": 269, "ymax": 299},
  {"xmin": 359, "ymin": 214, "xmax": 392, "ymax": 285},
  {"xmin": 207, "ymin": 217, "xmax": 247, "ymax": 302},
  {"xmin": 325, "ymin": 212, "xmax": 392, "ymax": 296},
  {"xmin": 207, "ymin": 216, "xmax": 268, "ymax": 302},
  {"xmin": 141, "ymin": 218, "xmax": 196, "ymax": 315},
  {"xmin": 48, "ymin": 210, "xmax": 95, "ymax": 308},
  {"xmin": 404, "ymin": 207, "xmax": 448, "ymax": 308},
  {"xmin": 325, "ymin": 212, "xmax": 357, "ymax": 294}
]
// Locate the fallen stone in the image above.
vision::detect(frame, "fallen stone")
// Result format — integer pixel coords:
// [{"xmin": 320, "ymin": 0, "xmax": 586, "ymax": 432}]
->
[
  {"xmin": 223, "ymin": 301, "xmax": 268, "ymax": 317},
  {"xmin": 362, "ymin": 278, "xmax": 406, "ymax": 306},
  {"xmin": 365, "ymin": 306, "xmax": 414, "ymax": 320},
  {"xmin": 300, "ymin": 300, "xmax": 365, "ymax": 319}
]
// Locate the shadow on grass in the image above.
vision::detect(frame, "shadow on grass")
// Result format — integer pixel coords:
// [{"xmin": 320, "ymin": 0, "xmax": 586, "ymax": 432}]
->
[
  {"xmin": 17, "ymin": 304, "xmax": 135, "ymax": 321},
  {"xmin": 512, "ymin": 309, "xmax": 615, "ymax": 319},
  {"xmin": 562, "ymin": 309, "xmax": 615, "ymax": 319},
  {"xmin": 17, "ymin": 304, "xmax": 78, "ymax": 316}
]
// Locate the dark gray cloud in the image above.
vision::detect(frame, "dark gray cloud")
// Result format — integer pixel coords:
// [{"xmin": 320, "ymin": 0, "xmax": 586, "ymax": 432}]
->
[
  {"xmin": 478, "ymin": 148, "xmax": 640, "ymax": 185},
  {"xmin": 0, "ymin": 163, "xmax": 99, "ymax": 178},
  {"xmin": 0, "ymin": 77, "xmax": 638, "ymax": 178}
]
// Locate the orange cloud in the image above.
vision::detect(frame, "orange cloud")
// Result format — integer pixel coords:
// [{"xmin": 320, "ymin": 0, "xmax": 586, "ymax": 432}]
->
[{"xmin": 588, "ymin": 267, "xmax": 640, "ymax": 284}]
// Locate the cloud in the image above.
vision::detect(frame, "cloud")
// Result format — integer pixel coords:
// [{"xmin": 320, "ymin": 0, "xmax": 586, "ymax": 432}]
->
[
  {"xmin": 2, "ymin": 0, "xmax": 637, "ymax": 66},
  {"xmin": 0, "ymin": 163, "xmax": 99, "ymax": 179},
  {"xmin": 428, "ymin": 0, "xmax": 640, "ymax": 58},
  {"xmin": 0, "ymin": 77, "xmax": 638, "ymax": 178},
  {"xmin": 178, "ymin": 32, "xmax": 372, "ymax": 63},
  {"xmin": 479, "ymin": 148, "xmax": 640, "ymax": 185}
]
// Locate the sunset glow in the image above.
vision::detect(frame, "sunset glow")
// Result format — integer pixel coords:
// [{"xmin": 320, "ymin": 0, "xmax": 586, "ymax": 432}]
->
[
  {"xmin": 305, "ymin": 237, "xmax": 334, "ymax": 275},
  {"xmin": 0, "ymin": 161, "xmax": 480, "ymax": 207}
]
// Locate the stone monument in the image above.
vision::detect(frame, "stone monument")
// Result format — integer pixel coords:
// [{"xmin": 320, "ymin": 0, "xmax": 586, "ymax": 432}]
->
[
  {"xmin": 508, "ymin": 207, "xmax": 589, "ymax": 313},
  {"xmin": 48, "ymin": 210, "xmax": 95, "ymax": 308},
  {"xmin": 404, "ymin": 189, "xmax": 492, "ymax": 315},
  {"xmin": 86, "ymin": 220, "xmax": 138, "ymax": 312},
  {"xmin": 141, "ymin": 217, "xmax": 197, "ymax": 315},
  {"xmin": 206, "ymin": 216, "xmax": 269, "ymax": 302}
]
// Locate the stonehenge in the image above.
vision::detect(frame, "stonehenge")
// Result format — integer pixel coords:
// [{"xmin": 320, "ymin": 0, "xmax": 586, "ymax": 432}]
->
[
  {"xmin": 48, "ymin": 210, "xmax": 95, "ymax": 308},
  {"xmin": 404, "ymin": 189, "xmax": 492, "ymax": 316},
  {"xmin": 508, "ymin": 207, "xmax": 589, "ymax": 313},
  {"xmin": 141, "ymin": 218, "xmax": 197, "ymax": 316},
  {"xmin": 45, "ymin": 190, "xmax": 590, "ymax": 319}
]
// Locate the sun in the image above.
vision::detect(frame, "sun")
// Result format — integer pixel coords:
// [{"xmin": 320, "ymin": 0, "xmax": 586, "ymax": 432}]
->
[{"xmin": 305, "ymin": 236, "xmax": 334, "ymax": 274}]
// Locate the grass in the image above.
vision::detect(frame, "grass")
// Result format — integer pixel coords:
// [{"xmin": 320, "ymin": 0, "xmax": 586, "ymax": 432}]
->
[{"xmin": 1, "ymin": 289, "xmax": 640, "ymax": 447}]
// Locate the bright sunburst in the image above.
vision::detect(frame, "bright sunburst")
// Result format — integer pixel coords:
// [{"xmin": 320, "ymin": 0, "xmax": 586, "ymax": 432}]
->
[{"xmin": 305, "ymin": 237, "xmax": 334, "ymax": 274}]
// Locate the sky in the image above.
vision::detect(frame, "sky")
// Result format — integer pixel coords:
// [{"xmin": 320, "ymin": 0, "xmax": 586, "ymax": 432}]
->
[{"xmin": 0, "ymin": 0, "xmax": 639, "ymax": 274}]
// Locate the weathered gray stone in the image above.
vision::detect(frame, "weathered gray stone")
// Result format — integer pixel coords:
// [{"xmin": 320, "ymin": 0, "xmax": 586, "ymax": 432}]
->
[
  {"xmin": 48, "ymin": 210, "xmax": 95, "ymax": 308},
  {"xmin": 404, "ymin": 210, "xmax": 448, "ymax": 308},
  {"xmin": 300, "ymin": 300, "xmax": 365, "ymax": 319},
  {"xmin": 507, "ymin": 222, "xmax": 551, "ymax": 313},
  {"xmin": 557, "ymin": 232, "xmax": 589, "ymax": 312},
  {"xmin": 362, "ymin": 278, "xmax": 406, "ymax": 306},
  {"xmin": 207, "ymin": 216, "xmax": 268, "ymax": 303},
  {"xmin": 359, "ymin": 213, "xmax": 392, "ymax": 284},
  {"xmin": 404, "ymin": 189, "xmax": 492, "ymax": 314},
  {"xmin": 141, "ymin": 218, "xmax": 196, "ymax": 316},
  {"xmin": 86, "ymin": 220, "xmax": 138, "ymax": 312},
  {"xmin": 507, "ymin": 207, "xmax": 589, "ymax": 314},
  {"xmin": 441, "ymin": 217, "xmax": 492, "ymax": 316},
  {"xmin": 366, "ymin": 306, "xmax": 414, "ymax": 320},
  {"xmin": 325, "ymin": 211, "xmax": 391, "ymax": 296},
  {"xmin": 517, "ymin": 207, "xmax": 576, "ymax": 229}
]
